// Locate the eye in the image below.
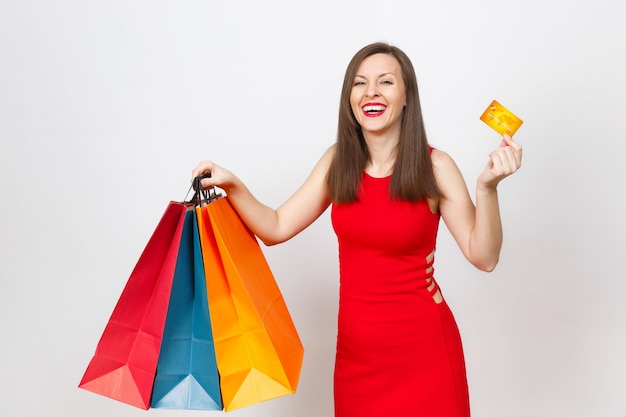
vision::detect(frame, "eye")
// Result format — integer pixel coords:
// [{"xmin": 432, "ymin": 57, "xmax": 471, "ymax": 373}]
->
[
  {"xmin": 353, "ymin": 80, "xmax": 366, "ymax": 87},
  {"xmin": 380, "ymin": 79, "xmax": 393, "ymax": 85}
]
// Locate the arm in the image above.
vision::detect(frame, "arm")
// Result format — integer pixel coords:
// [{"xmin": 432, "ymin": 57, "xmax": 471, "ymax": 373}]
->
[
  {"xmin": 434, "ymin": 134, "xmax": 522, "ymax": 272},
  {"xmin": 191, "ymin": 146, "xmax": 335, "ymax": 246}
]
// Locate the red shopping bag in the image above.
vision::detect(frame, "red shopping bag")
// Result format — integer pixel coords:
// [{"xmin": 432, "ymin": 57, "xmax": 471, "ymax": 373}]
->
[{"xmin": 79, "ymin": 202, "xmax": 187, "ymax": 409}]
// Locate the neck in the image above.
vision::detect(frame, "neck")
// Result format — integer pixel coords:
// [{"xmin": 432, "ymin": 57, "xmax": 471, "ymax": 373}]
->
[{"xmin": 363, "ymin": 132, "xmax": 398, "ymax": 177}]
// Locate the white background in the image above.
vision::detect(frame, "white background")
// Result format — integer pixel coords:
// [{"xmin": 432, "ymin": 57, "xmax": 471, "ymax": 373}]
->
[{"xmin": 1, "ymin": 1, "xmax": 625, "ymax": 416}]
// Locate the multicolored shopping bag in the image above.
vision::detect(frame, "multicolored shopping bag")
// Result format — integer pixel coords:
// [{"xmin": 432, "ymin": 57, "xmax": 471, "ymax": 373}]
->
[{"xmin": 80, "ymin": 178, "xmax": 304, "ymax": 412}]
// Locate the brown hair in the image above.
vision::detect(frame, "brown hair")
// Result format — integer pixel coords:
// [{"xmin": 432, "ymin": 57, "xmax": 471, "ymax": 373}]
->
[{"xmin": 326, "ymin": 42, "xmax": 441, "ymax": 203}]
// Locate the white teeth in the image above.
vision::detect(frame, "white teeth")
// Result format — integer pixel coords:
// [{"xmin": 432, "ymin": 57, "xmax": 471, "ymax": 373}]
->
[{"xmin": 363, "ymin": 105, "xmax": 386, "ymax": 113}]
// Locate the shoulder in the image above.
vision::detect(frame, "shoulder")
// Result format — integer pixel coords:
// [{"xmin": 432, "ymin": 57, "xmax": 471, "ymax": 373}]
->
[
  {"xmin": 322, "ymin": 143, "xmax": 337, "ymax": 160},
  {"xmin": 430, "ymin": 147, "xmax": 458, "ymax": 172},
  {"xmin": 429, "ymin": 147, "xmax": 466, "ymax": 198},
  {"xmin": 306, "ymin": 143, "xmax": 336, "ymax": 177},
  {"xmin": 316, "ymin": 144, "xmax": 336, "ymax": 169}
]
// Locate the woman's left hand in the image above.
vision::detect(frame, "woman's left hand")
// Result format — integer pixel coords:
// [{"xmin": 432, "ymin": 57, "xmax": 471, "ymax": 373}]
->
[{"xmin": 478, "ymin": 134, "xmax": 523, "ymax": 189}]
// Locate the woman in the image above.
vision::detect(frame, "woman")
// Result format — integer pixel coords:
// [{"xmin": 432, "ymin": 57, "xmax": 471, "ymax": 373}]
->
[{"xmin": 193, "ymin": 42, "xmax": 522, "ymax": 417}]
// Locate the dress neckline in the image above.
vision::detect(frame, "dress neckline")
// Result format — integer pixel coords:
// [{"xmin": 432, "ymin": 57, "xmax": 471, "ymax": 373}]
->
[{"xmin": 363, "ymin": 171, "xmax": 392, "ymax": 180}]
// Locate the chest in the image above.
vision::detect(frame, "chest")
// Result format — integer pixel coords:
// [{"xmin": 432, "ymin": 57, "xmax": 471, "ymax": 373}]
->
[{"xmin": 331, "ymin": 176, "xmax": 440, "ymax": 254}]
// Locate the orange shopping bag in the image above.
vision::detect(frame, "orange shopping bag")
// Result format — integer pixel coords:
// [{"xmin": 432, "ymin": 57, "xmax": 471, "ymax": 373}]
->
[{"xmin": 196, "ymin": 196, "xmax": 304, "ymax": 412}]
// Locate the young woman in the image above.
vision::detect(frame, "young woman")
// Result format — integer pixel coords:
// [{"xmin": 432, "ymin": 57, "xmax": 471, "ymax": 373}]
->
[{"xmin": 192, "ymin": 42, "xmax": 522, "ymax": 417}]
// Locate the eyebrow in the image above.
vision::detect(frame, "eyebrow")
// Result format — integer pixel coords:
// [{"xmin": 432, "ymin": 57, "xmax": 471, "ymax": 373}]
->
[{"xmin": 354, "ymin": 72, "xmax": 396, "ymax": 79}]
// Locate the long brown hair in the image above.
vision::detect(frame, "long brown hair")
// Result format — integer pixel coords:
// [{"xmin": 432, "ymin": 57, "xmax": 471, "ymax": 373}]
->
[{"xmin": 326, "ymin": 42, "xmax": 441, "ymax": 203}]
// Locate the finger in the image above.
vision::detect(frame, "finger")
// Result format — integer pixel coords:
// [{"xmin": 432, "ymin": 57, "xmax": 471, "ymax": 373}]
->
[
  {"xmin": 502, "ymin": 133, "xmax": 523, "ymax": 152},
  {"xmin": 503, "ymin": 139, "xmax": 522, "ymax": 167},
  {"xmin": 498, "ymin": 135, "xmax": 522, "ymax": 168},
  {"xmin": 498, "ymin": 145, "xmax": 516, "ymax": 165},
  {"xmin": 494, "ymin": 147, "xmax": 520, "ymax": 175},
  {"xmin": 191, "ymin": 161, "xmax": 213, "ymax": 181},
  {"xmin": 487, "ymin": 151, "xmax": 503, "ymax": 175},
  {"xmin": 199, "ymin": 177, "xmax": 215, "ymax": 190}
]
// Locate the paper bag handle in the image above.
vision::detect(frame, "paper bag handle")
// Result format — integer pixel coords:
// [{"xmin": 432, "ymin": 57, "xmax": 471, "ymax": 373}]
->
[{"xmin": 188, "ymin": 174, "xmax": 222, "ymax": 207}]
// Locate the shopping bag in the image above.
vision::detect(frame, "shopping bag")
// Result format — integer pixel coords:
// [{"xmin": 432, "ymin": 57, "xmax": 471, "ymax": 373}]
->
[
  {"xmin": 151, "ymin": 208, "xmax": 222, "ymax": 410},
  {"xmin": 79, "ymin": 202, "xmax": 187, "ymax": 409},
  {"xmin": 196, "ymin": 196, "xmax": 304, "ymax": 411}
]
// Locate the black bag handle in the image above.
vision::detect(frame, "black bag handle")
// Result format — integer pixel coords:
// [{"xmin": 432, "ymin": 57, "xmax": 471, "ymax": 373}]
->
[{"xmin": 186, "ymin": 174, "xmax": 222, "ymax": 206}]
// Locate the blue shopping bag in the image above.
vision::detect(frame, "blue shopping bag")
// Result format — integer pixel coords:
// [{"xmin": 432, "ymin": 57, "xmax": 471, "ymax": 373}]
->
[{"xmin": 151, "ymin": 208, "xmax": 222, "ymax": 410}]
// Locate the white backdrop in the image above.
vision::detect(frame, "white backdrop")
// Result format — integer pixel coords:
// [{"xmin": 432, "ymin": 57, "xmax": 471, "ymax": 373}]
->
[{"xmin": 1, "ymin": 1, "xmax": 625, "ymax": 416}]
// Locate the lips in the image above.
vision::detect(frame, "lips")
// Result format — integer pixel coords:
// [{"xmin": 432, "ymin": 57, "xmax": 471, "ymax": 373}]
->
[{"xmin": 362, "ymin": 103, "xmax": 387, "ymax": 117}]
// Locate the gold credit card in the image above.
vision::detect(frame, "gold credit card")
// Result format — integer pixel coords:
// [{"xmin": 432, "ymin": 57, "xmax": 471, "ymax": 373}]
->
[{"xmin": 480, "ymin": 100, "xmax": 523, "ymax": 136}]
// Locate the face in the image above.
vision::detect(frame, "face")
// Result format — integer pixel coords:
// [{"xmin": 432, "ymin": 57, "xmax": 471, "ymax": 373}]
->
[{"xmin": 350, "ymin": 53, "xmax": 406, "ymax": 138}]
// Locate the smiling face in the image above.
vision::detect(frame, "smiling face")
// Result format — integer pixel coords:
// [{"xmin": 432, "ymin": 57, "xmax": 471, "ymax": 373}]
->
[{"xmin": 350, "ymin": 53, "xmax": 406, "ymax": 138}]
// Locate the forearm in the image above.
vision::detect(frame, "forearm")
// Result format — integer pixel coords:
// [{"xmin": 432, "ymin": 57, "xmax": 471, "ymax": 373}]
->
[
  {"xmin": 221, "ymin": 179, "xmax": 284, "ymax": 245},
  {"xmin": 469, "ymin": 183, "xmax": 503, "ymax": 272},
  {"xmin": 193, "ymin": 148, "xmax": 334, "ymax": 247}
]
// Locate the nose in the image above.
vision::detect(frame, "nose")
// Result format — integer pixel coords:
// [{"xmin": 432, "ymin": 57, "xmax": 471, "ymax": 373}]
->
[{"xmin": 366, "ymin": 84, "xmax": 379, "ymax": 98}]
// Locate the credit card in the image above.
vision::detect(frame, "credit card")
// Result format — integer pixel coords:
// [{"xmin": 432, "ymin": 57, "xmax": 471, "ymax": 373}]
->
[{"xmin": 480, "ymin": 100, "xmax": 523, "ymax": 136}]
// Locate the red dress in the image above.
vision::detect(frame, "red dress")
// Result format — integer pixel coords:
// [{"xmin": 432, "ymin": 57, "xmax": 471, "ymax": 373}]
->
[{"xmin": 331, "ymin": 171, "xmax": 470, "ymax": 417}]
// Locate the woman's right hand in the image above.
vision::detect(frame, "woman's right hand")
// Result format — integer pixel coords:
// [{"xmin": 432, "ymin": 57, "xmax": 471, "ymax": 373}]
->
[{"xmin": 191, "ymin": 160, "xmax": 239, "ymax": 191}]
